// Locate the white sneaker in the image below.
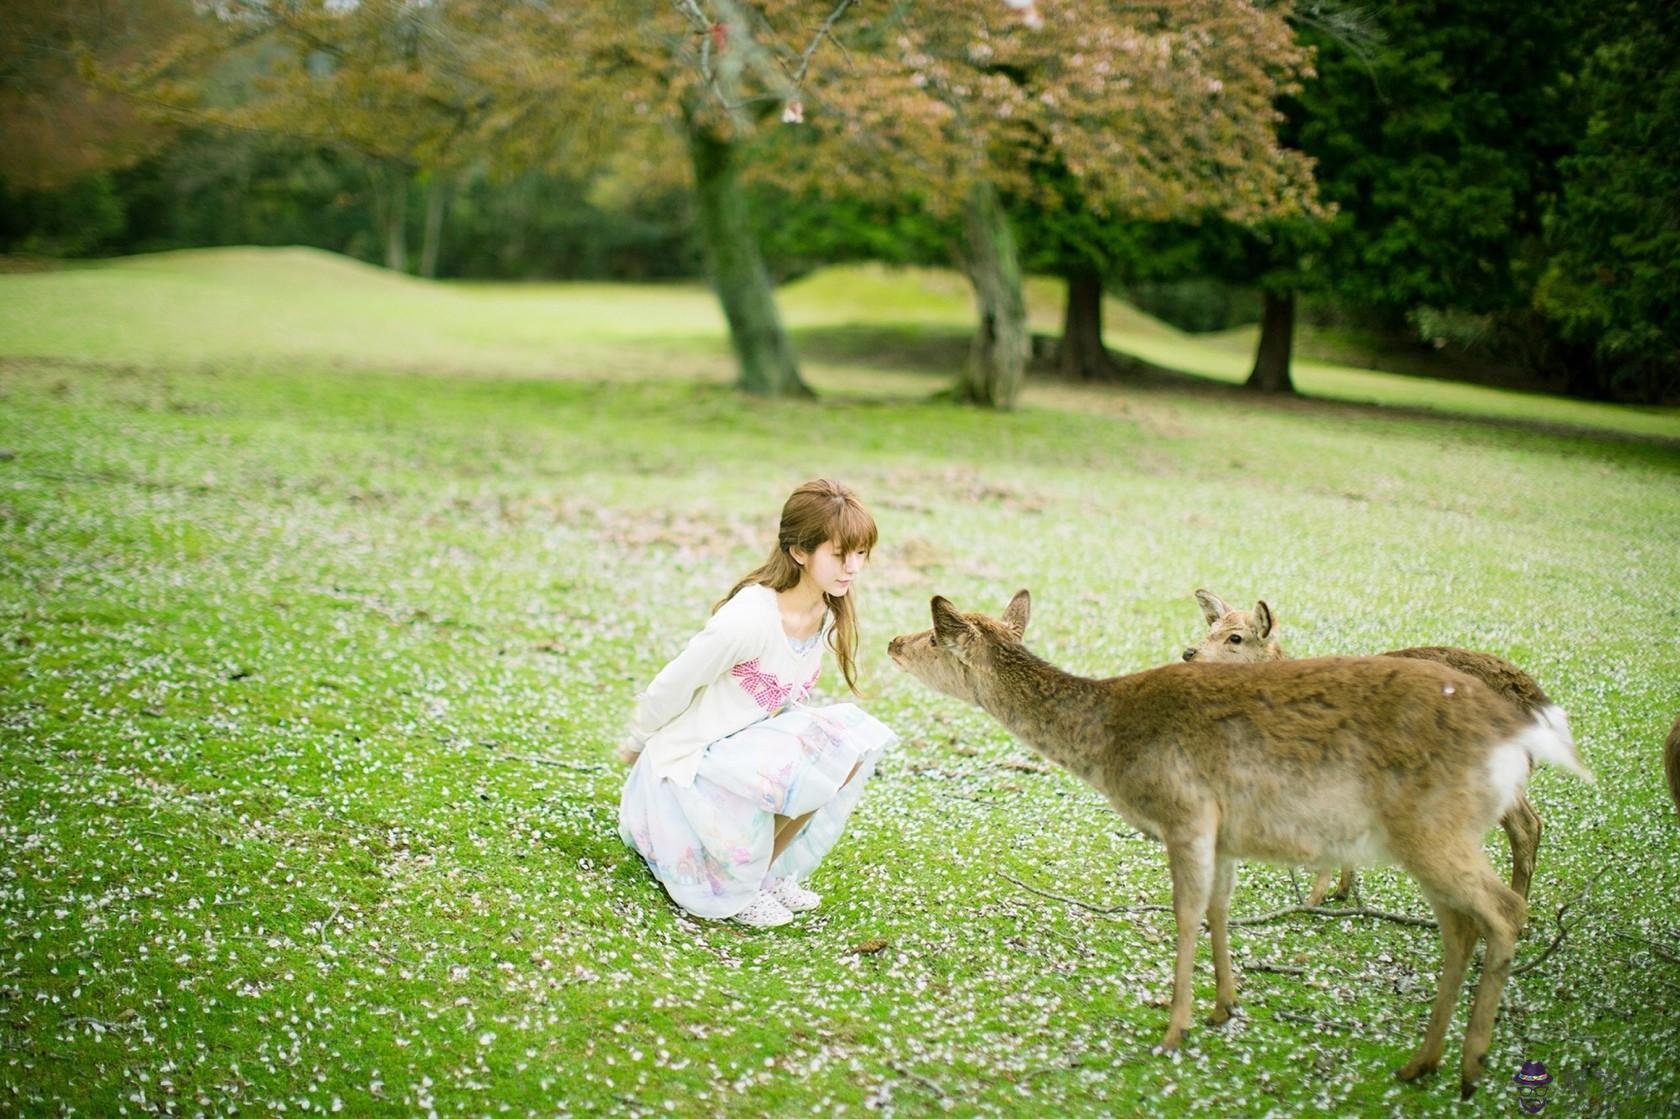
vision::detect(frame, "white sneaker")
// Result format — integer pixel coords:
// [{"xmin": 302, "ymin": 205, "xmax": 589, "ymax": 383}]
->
[
  {"xmin": 734, "ymin": 890, "xmax": 794, "ymax": 928},
  {"xmin": 769, "ymin": 877, "xmax": 821, "ymax": 913}
]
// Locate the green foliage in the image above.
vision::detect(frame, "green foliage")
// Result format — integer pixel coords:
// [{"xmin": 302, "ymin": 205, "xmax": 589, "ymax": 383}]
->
[
  {"xmin": 4, "ymin": 133, "xmax": 701, "ymax": 281},
  {"xmin": 0, "ymin": 173, "xmax": 126, "ymax": 256},
  {"xmin": 1140, "ymin": 0, "xmax": 1593, "ymax": 386},
  {"xmin": 1118, "ymin": 0, "xmax": 1680, "ymax": 404},
  {"xmin": 1290, "ymin": 1, "xmax": 1579, "ymax": 318},
  {"xmin": 444, "ymin": 169, "xmax": 699, "ymax": 282},
  {"xmin": 1125, "ymin": 277, "xmax": 1261, "ymax": 335},
  {"xmin": 0, "ymin": 0, "xmax": 189, "ymax": 192},
  {"xmin": 114, "ymin": 131, "xmax": 377, "ymax": 256},
  {"xmin": 754, "ymin": 192, "xmax": 954, "ymax": 282},
  {"xmin": 1012, "ymin": 174, "xmax": 1216, "ymax": 289},
  {"xmin": 1534, "ymin": 4, "xmax": 1680, "ymax": 402}
]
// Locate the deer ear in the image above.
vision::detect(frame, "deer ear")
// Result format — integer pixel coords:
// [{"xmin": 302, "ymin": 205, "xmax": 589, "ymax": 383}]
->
[
  {"xmin": 1195, "ymin": 588, "xmax": 1230, "ymax": 626},
  {"xmin": 1002, "ymin": 589, "xmax": 1031, "ymax": 638},
  {"xmin": 1253, "ymin": 601, "xmax": 1275, "ymax": 639},
  {"xmin": 930, "ymin": 596, "xmax": 974, "ymax": 652}
]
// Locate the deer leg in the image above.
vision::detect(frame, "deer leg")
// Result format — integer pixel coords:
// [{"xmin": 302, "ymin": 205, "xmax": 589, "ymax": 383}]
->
[
  {"xmin": 1162, "ymin": 833, "xmax": 1215, "ymax": 1050},
  {"xmin": 1501, "ymin": 792, "xmax": 1542, "ymax": 902},
  {"xmin": 1207, "ymin": 854, "xmax": 1239, "ymax": 1025},
  {"xmin": 1397, "ymin": 901, "xmax": 1474, "ymax": 1083},
  {"xmin": 1308, "ymin": 866, "xmax": 1356, "ymax": 905},
  {"xmin": 1306, "ymin": 869, "xmax": 1334, "ymax": 907},
  {"xmin": 1334, "ymin": 866, "xmax": 1356, "ymax": 900},
  {"xmin": 1458, "ymin": 876, "xmax": 1527, "ymax": 1099}
]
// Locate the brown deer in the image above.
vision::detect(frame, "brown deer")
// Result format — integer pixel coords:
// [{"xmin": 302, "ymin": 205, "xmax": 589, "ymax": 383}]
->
[
  {"xmin": 888, "ymin": 591, "xmax": 1592, "ymax": 1098},
  {"xmin": 1667, "ymin": 714, "xmax": 1680, "ymax": 820},
  {"xmin": 1182, "ymin": 589, "xmax": 1548, "ymax": 905}
]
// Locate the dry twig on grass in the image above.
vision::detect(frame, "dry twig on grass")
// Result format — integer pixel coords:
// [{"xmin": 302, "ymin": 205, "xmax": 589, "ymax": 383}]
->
[
  {"xmin": 1511, "ymin": 868, "xmax": 1609, "ymax": 977},
  {"xmin": 1000, "ymin": 870, "xmax": 1437, "ymax": 928}
]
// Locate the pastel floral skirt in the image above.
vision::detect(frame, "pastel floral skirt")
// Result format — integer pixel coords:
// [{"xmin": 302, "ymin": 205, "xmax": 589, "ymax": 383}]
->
[{"xmin": 618, "ymin": 702, "xmax": 897, "ymax": 919}]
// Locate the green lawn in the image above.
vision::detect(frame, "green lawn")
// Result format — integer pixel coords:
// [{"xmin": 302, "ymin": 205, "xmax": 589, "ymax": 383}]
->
[
  {"xmin": 4, "ymin": 247, "xmax": 1675, "ymax": 441},
  {"xmin": 2, "ymin": 248, "xmax": 1677, "ymax": 1117}
]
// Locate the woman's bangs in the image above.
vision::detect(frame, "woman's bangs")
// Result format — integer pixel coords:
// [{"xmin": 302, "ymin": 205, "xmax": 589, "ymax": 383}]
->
[{"xmin": 831, "ymin": 500, "xmax": 879, "ymax": 556}]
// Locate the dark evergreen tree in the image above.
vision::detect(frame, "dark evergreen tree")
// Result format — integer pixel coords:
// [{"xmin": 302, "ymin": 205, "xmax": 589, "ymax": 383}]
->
[
  {"xmin": 1193, "ymin": 2, "xmax": 1582, "ymax": 393},
  {"xmin": 1535, "ymin": 1, "xmax": 1680, "ymax": 401}
]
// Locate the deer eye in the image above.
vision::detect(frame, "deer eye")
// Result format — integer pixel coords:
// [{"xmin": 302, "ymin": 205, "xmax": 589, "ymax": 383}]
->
[{"xmin": 1228, "ymin": 634, "xmax": 1243, "ymax": 644}]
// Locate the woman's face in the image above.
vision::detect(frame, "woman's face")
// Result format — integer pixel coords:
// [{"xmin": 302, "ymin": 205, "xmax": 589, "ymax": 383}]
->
[{"xmin": 795, "ymin": 537, "xmax": 866, "ymax": 598}]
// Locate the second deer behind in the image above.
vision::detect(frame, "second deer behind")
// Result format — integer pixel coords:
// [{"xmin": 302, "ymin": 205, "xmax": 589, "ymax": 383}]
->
[{"xmin": 1182, "ymin": 587, "xmax": 1551, "ymax": 904}]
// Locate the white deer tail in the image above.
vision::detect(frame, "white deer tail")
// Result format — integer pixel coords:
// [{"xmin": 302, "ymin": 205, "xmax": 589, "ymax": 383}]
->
[{"xmin": 1520, "ymin": 705, "xmax": 1595, "ymax": 784}]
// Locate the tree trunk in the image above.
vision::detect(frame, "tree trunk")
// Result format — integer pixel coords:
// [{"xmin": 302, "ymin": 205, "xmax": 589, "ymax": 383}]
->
[
  {"xmin": 1058, "ymin": 268, "xmax": 1119, "ymax": 380},
  {"xmin": 419, "ymin": 172, "xmax": 451, "ymax": 280},
  {"xmin": 958, "ymin": 179, "xmax": 1029, "ymax": 409},
  {"xmin": 685, "ymin": 112, "xmax": 810, "ymax": 398},
  {"xmin": 1245, "ymin": 289, "xmax": 1297, "ymax": 393},
  {"xmin": 372, "ymin": 163, "xmax": 408, "ymax": 273}
]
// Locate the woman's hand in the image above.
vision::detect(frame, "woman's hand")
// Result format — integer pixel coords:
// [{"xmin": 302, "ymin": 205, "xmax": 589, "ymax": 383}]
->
[{"xmin": 614, "ymin": 736, "xmax": 643, "ymax": 766}]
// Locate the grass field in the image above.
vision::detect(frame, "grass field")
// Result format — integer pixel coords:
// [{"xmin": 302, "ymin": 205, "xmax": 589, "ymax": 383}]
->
[{"xmin": 2, "ymin": 248, "xmax": 1678, "ymax": 1117}]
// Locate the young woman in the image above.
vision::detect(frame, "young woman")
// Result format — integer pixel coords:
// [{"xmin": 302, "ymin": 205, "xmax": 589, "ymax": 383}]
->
[{"xmin": 617, "ymin": 479, "xmax": 898, "ymax": 927}]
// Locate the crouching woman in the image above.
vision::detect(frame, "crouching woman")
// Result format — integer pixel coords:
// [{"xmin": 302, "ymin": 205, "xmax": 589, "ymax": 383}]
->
[{"xmin": 617, "ymin": 479, "xmax": 897, "ymax": 927}]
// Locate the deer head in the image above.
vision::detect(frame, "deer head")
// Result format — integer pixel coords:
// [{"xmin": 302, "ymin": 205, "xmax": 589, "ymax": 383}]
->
[
  {"xmin": 887, "ymin": 590, "xmax": 1032, "ymax": 702},
  {"xmin": 1182, "ymin": 587, "xmax": 1282, "ymax": 662}
]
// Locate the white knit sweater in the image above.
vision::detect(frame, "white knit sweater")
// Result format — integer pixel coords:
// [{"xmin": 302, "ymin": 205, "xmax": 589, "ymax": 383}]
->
[{"xmin": 625, "ymin": 584, "xmax": 829, "ymax": 787}]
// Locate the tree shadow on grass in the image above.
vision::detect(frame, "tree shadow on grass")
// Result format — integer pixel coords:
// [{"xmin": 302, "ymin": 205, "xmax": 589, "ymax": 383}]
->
[
  {"xmin": 791, "ymin": 323, "xmax": 1184, "ymax": 381},
  {"xmin": 791, "ymin": 323, "xmax": 1680, "ymax": 460},
  {"xmin": 790, "ymin": 324, "xmax": 970, "ymax": 375}
]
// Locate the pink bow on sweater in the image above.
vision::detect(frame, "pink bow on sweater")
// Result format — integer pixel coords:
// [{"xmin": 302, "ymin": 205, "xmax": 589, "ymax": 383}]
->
[{"xmin": 731, "ymin": 660, "xmax": 820, "ymax": 712}]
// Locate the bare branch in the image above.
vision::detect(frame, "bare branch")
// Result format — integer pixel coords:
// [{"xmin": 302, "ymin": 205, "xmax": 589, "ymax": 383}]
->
[
  {"xmin": 1227, "ymin": 903, "xmax": 1435, "ymax": 929},
  {"xmin": 998, "ymin": 871, "xmax": 1437, "ymax": 928},
  {"xmin": 1247, "ymin": 962, "xmax": 1307, "ymax": 975},
  {"xmin": 999, "ymin": 870, "xmax": 1145, "ymax": 914},
  {"xmin": 1510, "ymin": 869, "xmax": 1609, "ymax": 977},
  {"xmin": 1612, "ymin": 933, "xmax": 1680, "ymax": 967},
  {"xmin": 1290, "ymin": 1, "xmax": 1386, "ymax": 95},
  {"xmin": 672, "ymin": 0, "xmax": 857, "ymax": 124},
  {"xmin": 888, "ymin": 1061, "xmax": 953, "ymax": 1102},
  {"xmin": 791, "ymin": 0, "xmax": 857, "ymax": 86},
  {"xmin": 508, "ymin": 754, "xmax": 609, "ymax": 772},
  {"xmin": 1273, "ymin": 1009, "xmax": 1352, "ymax": 1031}
]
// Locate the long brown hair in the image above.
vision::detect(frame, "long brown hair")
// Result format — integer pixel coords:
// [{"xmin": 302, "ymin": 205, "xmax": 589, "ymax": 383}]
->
[{"xmin": 717, "ymin": 479, "xmax": 879, "ymax": 694}]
